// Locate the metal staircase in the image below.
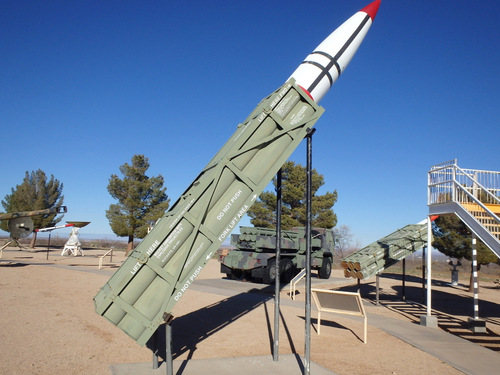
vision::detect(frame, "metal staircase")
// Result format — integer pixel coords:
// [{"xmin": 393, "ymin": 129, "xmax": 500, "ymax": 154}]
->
[{"xmin": 428, "ymin": 159, "xmax": 500, "ymax": 258}]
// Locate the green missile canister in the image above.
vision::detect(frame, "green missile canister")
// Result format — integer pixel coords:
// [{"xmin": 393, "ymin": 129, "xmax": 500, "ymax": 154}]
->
[
  {"xmin": 94, "ymin": 80, "xmax": 324, "ymax": 346},
  {"xmin": 341, "ymin": 223, "xmax": 428, "ymax": 280}
]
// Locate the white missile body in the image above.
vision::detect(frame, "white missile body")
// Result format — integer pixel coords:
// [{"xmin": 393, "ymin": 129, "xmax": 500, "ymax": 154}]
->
[{"xmin": 289, "ymin": 0, "xmax": 380, "ymax": 103}]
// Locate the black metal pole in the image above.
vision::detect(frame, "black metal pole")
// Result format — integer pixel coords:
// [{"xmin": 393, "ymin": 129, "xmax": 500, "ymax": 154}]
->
[
  {"xmin": 46, "ymin": 233, "xmax": 51, "ymax": 260},
  {"xmin": 402, "ymin": 258, "xmax": 406, "ymax": 301},
  {"xmin": 376, "ymin": 274, "xmax": 380, "ymax": 306},
  {"xmin": 304, "ymin": 129, "xmax": 314, "ymax": 375},
  {"xmin": 273, "ymin": 168, "xmax": 282, "ymax": 362},
  {"xmin": 166, "ymin": 322, "xmax": 173, "ymax": 375},
  {"xmin": 152, "ymin": 329, "xmax": 159, "ymax": 369}
]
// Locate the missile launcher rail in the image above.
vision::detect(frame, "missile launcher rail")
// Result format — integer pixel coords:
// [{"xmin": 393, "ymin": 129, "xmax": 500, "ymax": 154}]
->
[
  {"xmin": 94, "ymin": 80, "xmax": 324, "ymax": 346},
  {"xmin": 0, "ymin": 206, "xmax": 67, "ymax": 221},
  {"xmin": 341, "ymin": 223, "xmax": 427, "ymax": 280}
]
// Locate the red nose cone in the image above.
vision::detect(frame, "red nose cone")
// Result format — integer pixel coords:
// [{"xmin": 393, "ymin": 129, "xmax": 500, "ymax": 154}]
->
[{"xmin": 361, "ymin": 0, "xmax": 381, "ymax": 21}]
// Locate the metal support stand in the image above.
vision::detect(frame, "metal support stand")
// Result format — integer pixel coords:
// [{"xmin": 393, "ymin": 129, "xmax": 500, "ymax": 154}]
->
[
  {"xmin": 426, "ymin": 217, "xmax": 432, "ymax": 315},
  {"xmin": 376, "ymin": 274, "xmax": 380, "ymax": 306},
  {"xmin": 273, "ymin": 168, "xmax": 282, "ymax": 362},
  {"xmin": 149, "ymin": 314, "xmax": 174, "ymax": 375},
  {"xmin": 46, "ymin": 233, "xmax": 51, "ymax": 260},
  {"xmin": 151, "ymin": 314, "xmax": 174, "ymax": 374},
  {"xmin": 166, "ymin": 322, "xmax": 173, "ymax": 375},
  {"xmin": 420, "ymin": 217, "xmax": 437, "ymax": 327},
  {"xmin": 152, "ymin": 329, "xmax": 159, "ymax": 369},
  {"xmin": 304, "ymin": 129, "xmax": 314, "ymax": 375}
]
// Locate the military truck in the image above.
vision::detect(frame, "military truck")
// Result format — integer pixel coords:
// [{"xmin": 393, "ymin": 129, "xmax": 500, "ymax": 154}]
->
[{"xmin": 220, "ymin": 226, "xmax": 334, "ymax": 284}]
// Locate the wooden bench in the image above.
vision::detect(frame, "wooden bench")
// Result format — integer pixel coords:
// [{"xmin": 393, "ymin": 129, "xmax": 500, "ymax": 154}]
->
[{"xmin": 311, "ymin": 288, "xmax": 367, "ymax": 344}]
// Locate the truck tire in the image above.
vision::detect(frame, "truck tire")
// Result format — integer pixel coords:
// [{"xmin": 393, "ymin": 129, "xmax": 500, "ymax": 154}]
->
[
  {"xmin": 318, "ymin": 257, "xmax": 332, "ymax": 279},
  {"xmin": 263, "ymin": 259, "xmax": 277, "ymax": 284},
  {"xmin": 226, "ymin": 269, "xmax": 242, "ymax": 280},
  {"xmin": 280, "ymin": 258, "xmax": 294, "ymax": 283}
]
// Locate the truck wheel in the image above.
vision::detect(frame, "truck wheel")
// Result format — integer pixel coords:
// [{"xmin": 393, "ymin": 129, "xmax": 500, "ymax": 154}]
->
[
  {"xmin": 263, "ymin": 259, "xmax": 277, "ymax": 284},
  {"xmin": 280, "ymin": 258, "xmax": 294, "ymax": 283},
  {"xmin": 226, "ymin": 269, "xmax": 242, "ymax": 280},
  {"xmin": 318, "ymin": 257, "xmax": 332, "ymax": 279}
]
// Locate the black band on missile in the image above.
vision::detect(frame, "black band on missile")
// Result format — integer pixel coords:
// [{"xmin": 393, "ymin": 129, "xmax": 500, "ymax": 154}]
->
[
  {"xmin": 301, "ymin": 60, "xmax": 335, "ymax": 86},
  {"xmin": 306, "ymin": 13, "xmax": 371, "ymax": 94},
  {"xmin": 315, "ymin": 51, "xmax": 341, "ymax": 72}
]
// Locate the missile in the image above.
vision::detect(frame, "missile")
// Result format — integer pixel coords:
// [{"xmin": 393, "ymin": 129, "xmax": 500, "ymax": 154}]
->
[
  {"xmin": 289, "ymin": 0, "xmax": 380, "ymax": 103},
  {"xmin": 36, "ymin": 223, "xmax": 74, "ymax": 232},
  {"xmin": 94, "ymin": 0, "xmax": 380, "ymax": 346}
]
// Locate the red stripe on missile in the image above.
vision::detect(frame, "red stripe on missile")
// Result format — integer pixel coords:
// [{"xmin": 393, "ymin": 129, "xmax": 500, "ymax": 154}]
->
[{"xmin": 298, "ymin": 85, "xmax": 314, "ymax": 100}]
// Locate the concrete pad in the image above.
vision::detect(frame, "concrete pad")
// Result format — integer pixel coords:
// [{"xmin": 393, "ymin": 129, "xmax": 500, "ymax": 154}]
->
[
  {"xmin": 468, "ymin": 317, "xmax": 487, "ymax": 333},
  {"xmin": 110, "ymin": 354, "xmax": 336, "ymax": 375},
  {"xmin": 419, "ymin": 314, "xmax": 438, "ymax": 328}
]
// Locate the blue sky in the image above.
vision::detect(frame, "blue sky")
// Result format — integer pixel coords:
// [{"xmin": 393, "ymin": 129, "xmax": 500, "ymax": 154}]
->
[{"xmin": 1, "ymin": 0, "xmax": 499, "ymax": 246}]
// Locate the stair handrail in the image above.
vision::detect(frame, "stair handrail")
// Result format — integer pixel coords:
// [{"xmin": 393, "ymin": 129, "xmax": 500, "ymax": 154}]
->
[
  {"xmin": 428, "ymin": 161, "xmax": 500, "ymax": 224},
  {"xmin": 454, "ymin": 183, "xmax": 500, "ymax": 225},
  {"xmin": 455, "ymin": 164, "xmax": 500, "ymax": 206},
  {"xmin": 429, "ymin": 158, "xmax": 457, "ymax": 171}
]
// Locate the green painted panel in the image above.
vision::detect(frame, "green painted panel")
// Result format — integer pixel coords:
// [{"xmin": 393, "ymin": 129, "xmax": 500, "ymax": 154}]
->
[{"xmin": 94, "ymin": 80, "xmax": 325, "ymax": 346}]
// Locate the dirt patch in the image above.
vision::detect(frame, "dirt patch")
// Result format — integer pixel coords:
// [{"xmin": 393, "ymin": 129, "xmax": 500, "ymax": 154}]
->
[{"xmin": 0, "ymin": 246, "xmax": 499, "ymax": 374}]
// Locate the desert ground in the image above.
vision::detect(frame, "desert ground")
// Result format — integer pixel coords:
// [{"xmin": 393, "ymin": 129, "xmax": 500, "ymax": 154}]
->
[{"xmin": 1, "ymin": 243, "xmax": 499, "ymax": 375}]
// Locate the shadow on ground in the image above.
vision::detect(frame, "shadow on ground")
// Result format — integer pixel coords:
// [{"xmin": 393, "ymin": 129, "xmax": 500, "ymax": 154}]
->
[
  {"xmin": 146, "ymin": 285, "xmax": 301, "ymax": 369},
  {"xmin": 333, "ymin": 272, "xmax": 500, "ymax": 352}
]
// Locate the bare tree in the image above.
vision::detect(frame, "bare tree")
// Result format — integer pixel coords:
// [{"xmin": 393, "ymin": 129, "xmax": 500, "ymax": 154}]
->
[{"xmin": 332, "ymin": 225, "xmax": 353, "ymax": 258}]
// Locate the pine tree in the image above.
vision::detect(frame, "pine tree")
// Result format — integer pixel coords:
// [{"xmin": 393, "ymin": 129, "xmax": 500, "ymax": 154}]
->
[
  {"xmin": 433, "ymin": 215, "xmax": 499, "ymax": 291},
  {"xmin": 106, "ymin": 155, "xmax": 170, "ymax": 254},
  {"xmin": 247, "ymin": 161, "xmax": 337, "ymax": 229},
  {"xmin": 1, "ymin": 170, "xmax": 65, "ymax": 247}
]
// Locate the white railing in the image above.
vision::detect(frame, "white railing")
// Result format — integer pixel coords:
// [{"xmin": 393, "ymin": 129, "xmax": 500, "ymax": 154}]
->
[
  {"xmin": 429, "ymin": 160, "xmax": 500, "ymax": 206},
  {"xmin": 428, "ymin": 160, "xmax": 500, "ymax": 242},
  {"xmin": 428, "ymin": 159, "xmax": 457, "ymax": 205},
  {"xmin": 98, "ymin": 248, "xmax": 114, "ymax": 269},
  {"xmin": 289, "ymin": 268, "xmax": 306, "ymax": 300}
]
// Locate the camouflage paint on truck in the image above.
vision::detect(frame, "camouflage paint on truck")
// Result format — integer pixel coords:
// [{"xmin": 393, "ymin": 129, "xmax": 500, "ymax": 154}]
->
[{"xmin": 220, "ymin": 226, "xmax": 334, "ymax": 283}]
